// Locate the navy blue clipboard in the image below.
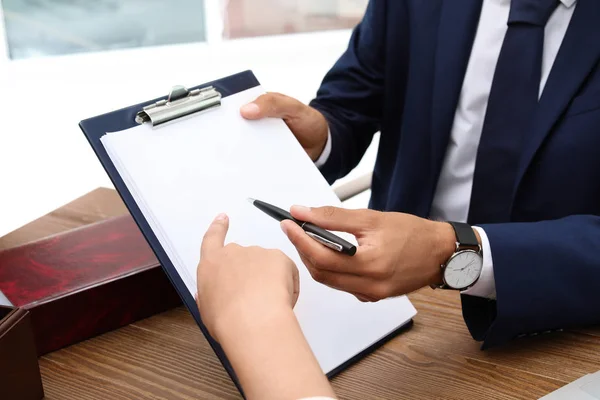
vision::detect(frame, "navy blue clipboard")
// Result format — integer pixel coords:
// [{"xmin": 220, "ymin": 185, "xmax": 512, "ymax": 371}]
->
[{"xmin": 79, "ymin": 70, "xmax": 413, "ymax": 397}]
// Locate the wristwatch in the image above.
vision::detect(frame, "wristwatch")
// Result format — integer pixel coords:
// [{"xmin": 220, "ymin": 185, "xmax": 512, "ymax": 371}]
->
[{"xmin": 433, "ymin": 221, "xmax": 483, "ymax": 291}]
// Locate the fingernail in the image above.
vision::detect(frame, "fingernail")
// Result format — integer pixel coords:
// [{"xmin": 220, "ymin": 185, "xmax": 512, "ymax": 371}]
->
[
  {"xmin": 215, "ymin": 213, "xmax": 228, "ymax": 221},
  {"xmin": 241, "ymin": 103, "xmax": 260, "ymax": 116},
  {"xmin": 291, "ymin": 205, "xmax": 311, "ymax": 214}
]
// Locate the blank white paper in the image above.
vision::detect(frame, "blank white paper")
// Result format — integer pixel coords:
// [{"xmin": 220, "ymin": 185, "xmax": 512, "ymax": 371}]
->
[{"xmin": 101, "ymin": 85, "xmax": 416, "ymax": 374}]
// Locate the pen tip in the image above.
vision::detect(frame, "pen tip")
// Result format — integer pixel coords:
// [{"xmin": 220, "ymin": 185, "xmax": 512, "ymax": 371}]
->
[{"xmin": 247, "ymin": 198, "xmax": 255, "ymax": 204}]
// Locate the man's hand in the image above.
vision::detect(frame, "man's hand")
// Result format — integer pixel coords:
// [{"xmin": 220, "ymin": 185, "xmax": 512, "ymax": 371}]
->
[
  {"xmin": 197, "ymin": 213, "xmax": 300, "ymax": 342},
  {"xmin": 280, "ymin": 206, "xmax": 457, "ymax": 302},
  {"xmin": 240, "ymin": 93, "xmax": 329, "ymax": 161}
]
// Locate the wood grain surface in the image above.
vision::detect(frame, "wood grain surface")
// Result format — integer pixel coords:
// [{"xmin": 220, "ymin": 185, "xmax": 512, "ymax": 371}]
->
[{"xmin": 2, "ymin": 188, "xmax": 599, "ymax": 400}]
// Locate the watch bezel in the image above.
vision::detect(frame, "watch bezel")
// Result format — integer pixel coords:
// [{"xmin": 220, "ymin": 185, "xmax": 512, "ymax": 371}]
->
[{"xmin": 442, "ymin": 249, "xmax": 483, "ymax": 290}]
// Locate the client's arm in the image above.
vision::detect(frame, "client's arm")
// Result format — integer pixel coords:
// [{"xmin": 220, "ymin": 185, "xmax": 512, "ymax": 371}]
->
[{"xmin": 197, "ymin": 214, "xmax": 336, "ymax": 400}]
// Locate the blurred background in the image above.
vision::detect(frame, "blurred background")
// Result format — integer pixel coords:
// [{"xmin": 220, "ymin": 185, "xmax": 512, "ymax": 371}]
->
[
  {"xmin": 3, "ymin": 0, "xmax": 367, "ymax": 59},
  {"xmin": 0, "ymin": 0, "xmax": 376, "ymax": 236}
]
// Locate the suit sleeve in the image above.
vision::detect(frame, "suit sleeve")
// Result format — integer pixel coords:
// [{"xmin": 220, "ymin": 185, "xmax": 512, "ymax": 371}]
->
[
  {"xmin": 309, "ymin": 0, "xmax": 395, "ymax": 184},
  {"xmin": 461, "ymin": 215, "xmax": 600, "ymax": 349}
]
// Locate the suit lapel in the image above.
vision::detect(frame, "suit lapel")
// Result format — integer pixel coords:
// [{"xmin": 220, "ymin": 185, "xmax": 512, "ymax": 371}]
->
[
  {"xmin": 514, "ymin": 0, "xmax": 600, "ymax": 193},
  {"xmin": 430, "ymin": 0, "xmax": 483, "ymax": 186}
]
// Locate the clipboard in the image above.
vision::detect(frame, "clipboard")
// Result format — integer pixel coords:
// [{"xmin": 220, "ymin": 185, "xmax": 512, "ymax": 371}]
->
[{"xmin": 79, "ymin": 70, "xmax": 414, "ymax": 396}]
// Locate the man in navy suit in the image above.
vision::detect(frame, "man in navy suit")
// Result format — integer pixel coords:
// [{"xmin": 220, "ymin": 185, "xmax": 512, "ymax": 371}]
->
[{"xmin": 240, "ymin": 0, "xmax": 600, "ymax": 348}]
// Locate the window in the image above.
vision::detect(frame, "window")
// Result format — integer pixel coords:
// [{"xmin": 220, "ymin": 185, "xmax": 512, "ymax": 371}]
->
[
  {"xmin": 222, "ymin": 0, "xmax": 367, "ymax": 39},
  {"xmin": 2, "ymin": 0, "xmax": 207, "ymax": 59},
  {"xmin": 1, "ymin": 0, "xmax": 367, "ymax": 60}
]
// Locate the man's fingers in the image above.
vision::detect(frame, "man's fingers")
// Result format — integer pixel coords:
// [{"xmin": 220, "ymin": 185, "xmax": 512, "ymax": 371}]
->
[
  {"xmin": 281, "ymin": 221, "xmax": 384, "ymax": 300},
  {"xmin": 290, "ymin": 205, "xmax": 377, "ymax": 234},
  {"xmin": 281, "ymin": 220, "xmax": 354, "ymax": 274},
  {"xmin": 308, "ymin": 269, "xmax": 387, "ymax": 301},
  {"xmin": 240, "ymin": 93, "xmax": 304, "ymax": 120},
  {"xmin": 201, "ymin": 213, "xmax": 229, "ymax": 259},
  {"xmin": 297, "ymin": 252, "xmax": 384, "ymax": 301},
  {"xmin": 297, "ymin": 249, "xmax": 379, "ymax": 302},
  {"xmin": 355, "ymin": 294, "xmax": 377, "ymax": 302}
]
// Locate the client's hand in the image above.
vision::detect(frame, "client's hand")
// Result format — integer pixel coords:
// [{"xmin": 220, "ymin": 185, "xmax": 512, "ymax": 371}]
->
[
  {"xmin": 196, "ymin": 213, "xmax": 300, "ymax": 343},
  {"xmin": 196, "ymin": 214, "xmax": 336, "ymax": 400}
]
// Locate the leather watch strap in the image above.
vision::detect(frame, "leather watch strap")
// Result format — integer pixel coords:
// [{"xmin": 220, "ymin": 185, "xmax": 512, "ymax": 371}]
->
[{"xmin": 448, "ymin": 221, "xmax": 479, "ymax": 247}]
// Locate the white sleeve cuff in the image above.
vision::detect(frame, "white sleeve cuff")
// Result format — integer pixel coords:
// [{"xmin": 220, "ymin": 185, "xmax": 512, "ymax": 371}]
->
[
  {"xmin": 461, "ymin": 227, "xmax": 496, "ymax": 299},
  {"xmin": 314, "ymin": 130, "xmax": 332, "ymax": 168}
]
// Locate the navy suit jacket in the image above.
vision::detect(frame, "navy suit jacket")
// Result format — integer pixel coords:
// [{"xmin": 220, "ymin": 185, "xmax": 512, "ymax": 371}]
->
[{"xmin": 310, "ymin": 0, "xmax": 600, "ymax": 348}]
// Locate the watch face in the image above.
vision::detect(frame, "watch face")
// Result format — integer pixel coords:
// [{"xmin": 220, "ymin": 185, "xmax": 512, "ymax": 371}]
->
[{"xmin": 443, "ymin": 250, "xmax": 483, "ymax": 290}]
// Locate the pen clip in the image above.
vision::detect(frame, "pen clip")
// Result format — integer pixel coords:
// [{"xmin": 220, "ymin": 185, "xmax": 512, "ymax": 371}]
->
[{"xmin": 305, "ymin": 232, "xmax": 344, "ymax": 252}]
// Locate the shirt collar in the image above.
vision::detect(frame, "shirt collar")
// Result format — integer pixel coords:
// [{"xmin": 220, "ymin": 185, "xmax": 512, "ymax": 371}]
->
[{"xmin": 560, "ymin": 0, "xmax": 577, "ymax": 8}]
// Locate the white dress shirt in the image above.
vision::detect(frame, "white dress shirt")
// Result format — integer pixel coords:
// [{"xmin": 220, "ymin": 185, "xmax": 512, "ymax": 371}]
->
[{"xmin": 316, "ymin": 0, "xmax": 576, "ymax": 299}]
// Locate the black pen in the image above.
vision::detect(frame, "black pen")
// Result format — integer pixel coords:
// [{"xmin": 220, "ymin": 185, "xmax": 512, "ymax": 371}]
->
[{"xmin": 248, "ymin": 198, "xmax": 357, "ymax": 256}]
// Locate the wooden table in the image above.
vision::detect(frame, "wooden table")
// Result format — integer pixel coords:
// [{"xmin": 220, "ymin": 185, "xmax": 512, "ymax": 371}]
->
[{"xmin": 2, "ymin": 188, "xmax": 599, "ymax": 400}]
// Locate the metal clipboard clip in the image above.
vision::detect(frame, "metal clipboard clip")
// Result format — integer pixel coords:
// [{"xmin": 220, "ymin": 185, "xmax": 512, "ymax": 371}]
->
[{"xmin": 135, "ymin": 85, "xmax": 222, "ymax": 127}]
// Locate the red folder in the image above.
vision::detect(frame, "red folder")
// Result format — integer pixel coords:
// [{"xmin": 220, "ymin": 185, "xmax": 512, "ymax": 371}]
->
[{"xmin": 0, "ymin": 215, "xmax": 181, "ymax": 355}]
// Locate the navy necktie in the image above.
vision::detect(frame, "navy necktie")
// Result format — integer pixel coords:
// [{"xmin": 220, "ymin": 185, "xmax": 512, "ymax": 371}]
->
[{"xmin": 467, "ymin": 0, "xmax": 560, "ymax": 224}]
